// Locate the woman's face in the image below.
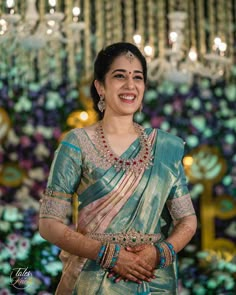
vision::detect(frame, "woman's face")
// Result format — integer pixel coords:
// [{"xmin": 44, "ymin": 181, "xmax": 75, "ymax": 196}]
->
[{"xmin": 95, "ymin": 53, "xmax": 145, "ymax": 117}]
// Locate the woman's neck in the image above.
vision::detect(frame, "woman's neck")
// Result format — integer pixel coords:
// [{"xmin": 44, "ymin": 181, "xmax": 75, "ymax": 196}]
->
[{"xmin": 101, "ymin": 116, "xmax": 136, "ymax": 135}]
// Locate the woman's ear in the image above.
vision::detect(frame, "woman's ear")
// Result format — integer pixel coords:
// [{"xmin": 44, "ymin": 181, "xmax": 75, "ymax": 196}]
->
[{"xmin": 94, "ymin": 80, "xmax": 104, "ymax": 96}]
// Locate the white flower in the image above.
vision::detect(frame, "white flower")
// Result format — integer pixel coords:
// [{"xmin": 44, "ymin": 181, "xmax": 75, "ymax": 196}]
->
[
  {"xmin": 28, "ymin": 167, "xmax": 46, "ymax": 180},
  {"xmin": 31, "ymin": 232, "xmax": 46, "ymax": 245},
  {"xmin": 44, "ymin": 261, "xmax": 62, "ymax": 276},
  {"xmin": 6, "ymin": 129, "xmax": 20, "ymax": 145},
  {"xmin": 7, "ymin": 233, "xmax": 20, "ymax": 245},
  {"xmin": 22, "ymin": 124, "xmax": 35, "ymax": 136},
  {"xmin": 36, "ymin": 126, "xmax": 53, "ymax": 138},
  {"xmin": 0, "ymin": 221, "xmax": 10, "ymax": 232},
  {"xmin": 3, "ymin": 206, "xmax": 23, "ymax": 222}
]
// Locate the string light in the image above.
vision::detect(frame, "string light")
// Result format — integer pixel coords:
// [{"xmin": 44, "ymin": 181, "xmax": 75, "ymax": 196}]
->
[
  {"xmin": 79, "ymin": 111, "xmax": 89, "ymax": 121},
  {"xmin": 144, "ymin": 44, "xmax": 153, "ymax": 58},
  {"xmin": 188, "ymin": 48, "xmax": 198, "ymax": 62},
  {"xmin": 133, "ymin": 33, "xmax": 142, "ymax": 46},
  {"xmin": 147, "ymin": 11, "xmax": 231, "ymax": 85},
  {"xmin": 6, "ymin": 0, "xmax": 15, "ymax": 8}
]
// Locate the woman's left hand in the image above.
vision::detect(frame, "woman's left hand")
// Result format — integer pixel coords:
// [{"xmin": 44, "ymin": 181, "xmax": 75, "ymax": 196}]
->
[
  {"xmin": 108, "ymin": 244, "xmax": 158, "ymax": 283},
  {"xmin": 126, "ymin": 244, "xmax": 158, "ymax": 269}
]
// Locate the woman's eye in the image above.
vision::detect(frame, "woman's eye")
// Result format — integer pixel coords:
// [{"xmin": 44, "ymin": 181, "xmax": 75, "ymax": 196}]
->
[
  {"xmin": 134, "ymin": 75, "xmax": 143, "ymax": 80},
  {"xmin": 114, "ymin": 74, "xmax": 125, "ymax": 79}
]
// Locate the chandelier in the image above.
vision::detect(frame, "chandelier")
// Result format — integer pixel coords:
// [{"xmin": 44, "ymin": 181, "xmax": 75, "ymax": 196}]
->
[
  {"xmin": 145, "ymin": 11, "xmax": 232, "ymax": 85},
  {"xmin": 0, "ymin": 0, "xmax": 85, "ymax": 85},
  {"xmin": 0, "ymin": 1, "xmax": 234, "ymax": 87}
]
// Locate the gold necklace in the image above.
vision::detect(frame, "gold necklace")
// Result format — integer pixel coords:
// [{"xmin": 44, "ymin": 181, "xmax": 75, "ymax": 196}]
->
[{"xmin": 95, "ymin": 121, "xmax": 153, "ymax": 174}]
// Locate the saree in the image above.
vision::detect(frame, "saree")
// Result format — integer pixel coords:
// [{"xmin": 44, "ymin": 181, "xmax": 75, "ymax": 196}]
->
[{"xmin": 43, "ymin": 127, "xmax": 195, "ymax": 295}]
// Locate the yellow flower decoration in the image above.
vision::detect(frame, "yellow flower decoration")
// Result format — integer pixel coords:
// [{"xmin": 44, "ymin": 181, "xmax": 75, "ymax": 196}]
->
[{"xmin": 0, "ymin": 107, "xmax": 11, "ymax": 144}]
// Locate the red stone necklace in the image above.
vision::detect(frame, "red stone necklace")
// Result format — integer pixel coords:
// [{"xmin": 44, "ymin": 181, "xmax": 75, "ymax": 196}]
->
[{"xmin": 95, "ymin": 121, "xmax": 153, "ymax": 174}]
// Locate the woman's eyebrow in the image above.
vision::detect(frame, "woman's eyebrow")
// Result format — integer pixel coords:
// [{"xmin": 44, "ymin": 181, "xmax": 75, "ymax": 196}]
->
[{"xmin": 111, "ymin": 69, "xmax": 143, "ymax": 74}]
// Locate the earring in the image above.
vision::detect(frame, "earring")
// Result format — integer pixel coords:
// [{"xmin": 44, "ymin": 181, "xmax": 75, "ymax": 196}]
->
[{"xmin": 97, "ymin": 95, "xmax": 106, "ymax": 112}]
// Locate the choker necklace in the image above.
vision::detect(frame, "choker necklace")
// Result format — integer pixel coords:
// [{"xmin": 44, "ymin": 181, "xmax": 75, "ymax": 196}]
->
[{"xmin": 95, "ymin": 121, "xmax": 153, "ymax": 174}]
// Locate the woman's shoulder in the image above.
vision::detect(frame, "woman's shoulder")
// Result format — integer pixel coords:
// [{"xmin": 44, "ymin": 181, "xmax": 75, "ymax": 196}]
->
[
  {"xmin": 154, "ymin": 129, "xmax": 185, "ymax": 160},
  {"xmin": 59, "ymin": 128, "xmax": 85, "ymax": 149},
  {"xmin": 157, "ymin": 128, "xmax": 184, "ymax": 145}
]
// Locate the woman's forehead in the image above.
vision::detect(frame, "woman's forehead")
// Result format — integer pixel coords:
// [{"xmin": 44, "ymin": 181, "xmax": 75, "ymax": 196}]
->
[{"xmin": 109, "ymin": 54, "xmax": 143, "ymax": 71}]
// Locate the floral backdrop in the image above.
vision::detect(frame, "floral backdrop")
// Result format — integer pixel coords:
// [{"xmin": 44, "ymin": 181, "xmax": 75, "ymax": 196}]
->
[{"xmin": 0, "ymin": 59, "xmax": 236, "ymax": 294}]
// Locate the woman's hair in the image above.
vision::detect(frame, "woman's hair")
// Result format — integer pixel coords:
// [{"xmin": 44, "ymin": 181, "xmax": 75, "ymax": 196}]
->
[{"xmin": 90, "ymin": 42, "xmax": 147, "ymax": 118}]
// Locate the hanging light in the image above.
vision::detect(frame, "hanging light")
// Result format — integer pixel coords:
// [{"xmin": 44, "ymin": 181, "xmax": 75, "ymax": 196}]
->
[{"xmin": 147, "ymin": 11, "xmax": 232, "ymax": 85}]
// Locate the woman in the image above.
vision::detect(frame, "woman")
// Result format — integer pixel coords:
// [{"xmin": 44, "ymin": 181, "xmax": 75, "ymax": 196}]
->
[{"xmin": 39, "ymin": 42, "xmax": 197, "ymax": 295}]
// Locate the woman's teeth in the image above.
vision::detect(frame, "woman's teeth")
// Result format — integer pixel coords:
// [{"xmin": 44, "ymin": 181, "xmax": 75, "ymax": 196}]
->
[{"xmin": 119, "ymin": 95, "xmax": 135, "ymax": 100}]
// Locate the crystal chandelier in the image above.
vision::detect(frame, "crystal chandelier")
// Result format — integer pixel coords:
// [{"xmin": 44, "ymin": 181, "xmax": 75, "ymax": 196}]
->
[
  {"xmin": 0, "ymin": 0, "xmax": 85, "ymax": 85},
  {"xmin": 142, "ymin": 11, "xmax": 232, "ymax": 85},
  {"xmin": 1, "ymin": 0, "xmax": 84, "ymax": 48}
]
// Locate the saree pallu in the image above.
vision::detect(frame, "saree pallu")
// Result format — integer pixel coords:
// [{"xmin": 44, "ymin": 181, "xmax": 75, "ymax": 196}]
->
[{"xmin": 45, "ymin": 127, "xmax": 192, "ymax": 295}]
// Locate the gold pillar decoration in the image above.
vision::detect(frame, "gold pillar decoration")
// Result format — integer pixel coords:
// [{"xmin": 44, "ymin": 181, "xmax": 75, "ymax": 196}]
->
[
  {"xmin": 104, "ymin": 0, "xmax": 112, "ymax": 45},
  {"xmin": 65, "ymin": 0, "xmax": 76, "ymax": 85},
  {"xmin": 225, "ymin": 0, "xmax": 233, "ymax": 59},
  {"xmin": 137, "ymin": 0, "xmax": 144, "ymax": 48},
  {"xmin": 72, "ymin": 193, "xmax": 79, "ymax": 228},
  {"xmin": 168, "ymin": 0, "xmax": 175, "ymax": 13},
  {"xmin": 39, "ymin": 0, "xmax": 45, "ymax": 20},
  {"xmin": 179, "ymin": 0, "xmax": 189, "ymax": 50},
  {"xmin": 124, "ymin": 0, "xmax": 134, "ymax": 43},
  {"xmin": 156, "ymin": 0, "xmax": 165, "ymax": 57},
  {"xmin": 84, "ymin": 0, "xmax": 92, "ymax": 79},
  {"xmin": 95, "ymin": 0, "xmax": 104, "ymax": 51},
  {"xmin": 184, "ymin": 145, "xmax": 236, "ymax": 253},
  {"xmin": 56, "ymin": 0, "xmax": 60, "ymax": 11},
  {"xmin": 216, "ymin": 0, "xmax": 225, "ymax": 42},
  {"xmin": 113, "ymin": 0, "xmax": 122, "ymax": 43},
  {"xmin": 147, "ymin": 0, "xmax": 154, "ymax": 49},
  {"xmin": 188, "ymin": 0, "xmax": 196, "ymax": 52},
  {"xmin": 208, "ymin": 0, "xmax": 216, "ymax": 50},
  {"xmin": 196, "ymin": 0, "xmax": 206, "ymax": 59}
]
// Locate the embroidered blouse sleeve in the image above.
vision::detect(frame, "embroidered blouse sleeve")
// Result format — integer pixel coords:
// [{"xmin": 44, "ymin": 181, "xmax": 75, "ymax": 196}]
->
[
  {"xmin": 167, "ymin": 140, "xmax": 196, "ymax": 221},
  {"xmin": 39, "ymin": 130, "xmax": 82, "ymax": 224}
]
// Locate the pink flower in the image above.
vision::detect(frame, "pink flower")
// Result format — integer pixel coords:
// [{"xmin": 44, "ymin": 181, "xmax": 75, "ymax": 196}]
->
[{"xmin": 20, "ymin": 136, "xmax": 31, "ymax": 147}]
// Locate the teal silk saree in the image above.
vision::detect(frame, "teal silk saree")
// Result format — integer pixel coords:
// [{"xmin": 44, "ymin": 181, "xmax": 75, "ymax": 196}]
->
[{"xmin": 42, "ymin": 127, "xmax": 195, "ymax": 295}]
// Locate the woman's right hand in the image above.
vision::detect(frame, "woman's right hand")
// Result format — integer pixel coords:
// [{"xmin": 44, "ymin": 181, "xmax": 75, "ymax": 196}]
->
[{"xmin": 111, "ymin": 248, "xmax": 154, "ymax": 284}]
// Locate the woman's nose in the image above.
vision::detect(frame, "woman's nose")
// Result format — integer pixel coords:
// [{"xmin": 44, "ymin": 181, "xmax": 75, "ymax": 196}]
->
[{"xmin": 125, "ymin": 76, "xmax": 135, "ymax": 89}]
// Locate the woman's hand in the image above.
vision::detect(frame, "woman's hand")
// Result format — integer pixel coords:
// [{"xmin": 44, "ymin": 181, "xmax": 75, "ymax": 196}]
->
[
  {"xmin": 111, "ymin": 247, "xmax": 155, "ymax": 284},
  {"xmin": 126, "ymin": 244, "xmax": 159, "ymax": 269}
]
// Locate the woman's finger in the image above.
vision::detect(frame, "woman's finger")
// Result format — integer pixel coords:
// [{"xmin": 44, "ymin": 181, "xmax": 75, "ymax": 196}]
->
[
  {"xmin": 125, "ymin": 273, "xmax": 142, "ymax": 284},
  {"xmin": 114, "ymin": 276, "xmax": 123, "ymax": 283},
  {"xmin": 126, "ymin": 245, "xmax": 147, "ymax": 252}
]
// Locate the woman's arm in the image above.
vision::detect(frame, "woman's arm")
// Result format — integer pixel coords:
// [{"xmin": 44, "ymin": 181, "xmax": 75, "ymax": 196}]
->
[
  {"xmin": 39, "ymin": 218, "xmax": 101, "ymax": 260},
  {"xmin": 39, "ymin": 218, "xmax": 154, "ymax": 283},
  {"xmin": 166, "ymin": 214, "xmax": 197, "ymax": 252}
]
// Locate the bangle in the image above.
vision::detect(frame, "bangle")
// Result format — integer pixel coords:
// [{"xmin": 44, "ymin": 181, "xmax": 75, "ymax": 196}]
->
[
  {"xmin": 109, "ymin": 244, "xmax": 121, "ymax": 269},
  {"xmin": 96, "ymin": 243, "xmax": 121, "ymax": 270},
  {"xmin": 155, "ymin": 242, "xmax": 166, "ymax": 268},
  {"xmin": 96, "ymin": 244, "xmax": 107, "ymax": 265},
  {"xmin": 163, "ymin": 241, "xmax": 176, "ymax": 263},
  {"xmin": 155, "ymin": 241, "xmax": 176, "ymax": 268}
]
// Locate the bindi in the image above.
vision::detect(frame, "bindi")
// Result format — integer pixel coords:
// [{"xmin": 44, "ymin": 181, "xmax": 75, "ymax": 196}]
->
[{"xmin": 125, "ymin": 51, "xmax": 135, "ymax": 63}]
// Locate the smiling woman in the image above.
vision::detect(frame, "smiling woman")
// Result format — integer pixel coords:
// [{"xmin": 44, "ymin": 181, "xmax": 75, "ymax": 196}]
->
[{"xmin": 39, "ymin": 42, "xmax": 197, "ymax": 295}]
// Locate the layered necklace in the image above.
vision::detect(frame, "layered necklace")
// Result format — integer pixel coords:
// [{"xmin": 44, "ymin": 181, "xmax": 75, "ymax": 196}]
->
[{"xmin": 94, "ymin": 121, "xmax": 153, "ymax": 175}]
